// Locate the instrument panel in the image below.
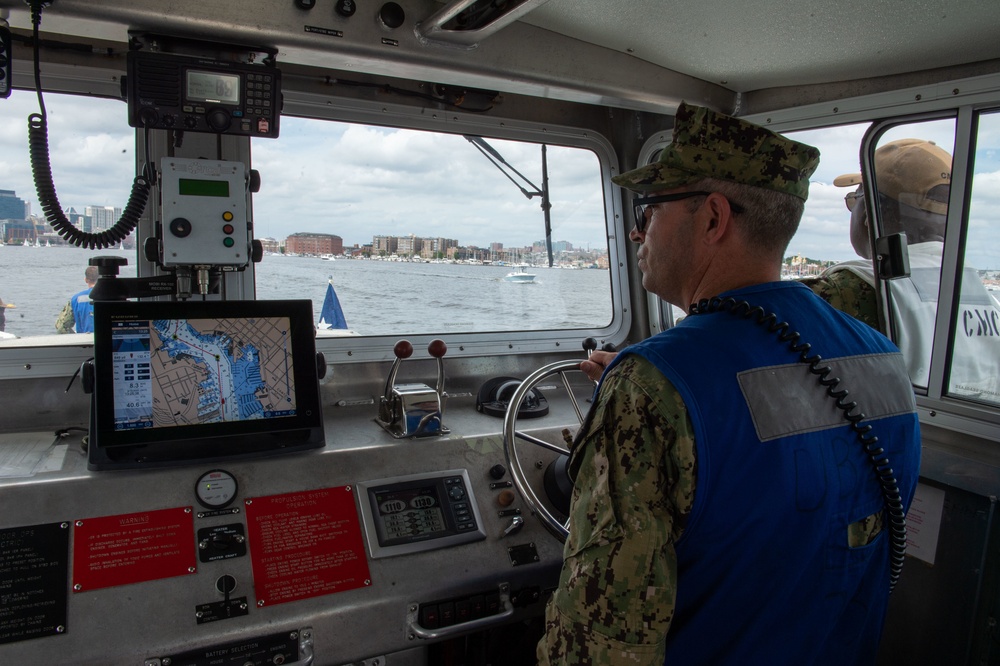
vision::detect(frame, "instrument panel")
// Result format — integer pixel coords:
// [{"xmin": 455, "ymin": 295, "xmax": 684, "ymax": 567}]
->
[{"xmin": 0, "ymin": 397, "xmax": 571, "ymax": 665}]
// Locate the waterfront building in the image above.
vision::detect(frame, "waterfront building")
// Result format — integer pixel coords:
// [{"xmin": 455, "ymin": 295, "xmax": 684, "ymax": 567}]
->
[
  {"xmin": 0, "ymin": 190, "xmax": 28, "ymax": 221},
  {"xmin": 284, "ymin": 232, "xmax": 344, "ymax": 256},
  {"xmin": 85, "ymin": 205, "xmax": 122, "ymax": 232}
]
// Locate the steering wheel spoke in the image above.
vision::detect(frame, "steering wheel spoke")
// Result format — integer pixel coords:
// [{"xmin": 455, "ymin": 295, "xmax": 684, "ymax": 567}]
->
[{"xmin": 503, "ymin": 359, "xmax": 588, "ymax": 542}]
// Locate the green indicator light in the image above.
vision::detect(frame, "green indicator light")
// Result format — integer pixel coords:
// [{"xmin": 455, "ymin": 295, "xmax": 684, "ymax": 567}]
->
[{"xmin": 223, "ymin": 237, "xmax": 235, "ymax": 248}]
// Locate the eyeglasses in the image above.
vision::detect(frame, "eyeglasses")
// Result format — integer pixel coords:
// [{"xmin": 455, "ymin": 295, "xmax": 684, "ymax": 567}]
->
[
  {"xmin": 845, "ymin": 190, "xmax": 865, "ymax": 212},
  {"xmin": 632, "ymin": 191, "xmax": 745, "ymax": 233}
]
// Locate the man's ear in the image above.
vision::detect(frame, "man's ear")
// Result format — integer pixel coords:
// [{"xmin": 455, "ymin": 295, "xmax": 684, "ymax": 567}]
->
[{"xmin": 701, "ymin": 193, "xmax": 734, "ymax": 245}]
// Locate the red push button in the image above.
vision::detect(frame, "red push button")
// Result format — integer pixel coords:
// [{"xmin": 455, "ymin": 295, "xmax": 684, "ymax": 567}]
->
[{"xmin": 223, "ymin": 223, "xmax": 234, "ymax": 234}]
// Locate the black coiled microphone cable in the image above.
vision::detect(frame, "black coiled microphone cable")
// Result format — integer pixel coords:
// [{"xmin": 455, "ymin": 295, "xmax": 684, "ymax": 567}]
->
[
  {"xmin": 690, "ymin": 295, "xmax": 909, "ymax": 594},
  {"xmin": 26, "ymin": 0, "xmax": 152, "ymax": 250}
]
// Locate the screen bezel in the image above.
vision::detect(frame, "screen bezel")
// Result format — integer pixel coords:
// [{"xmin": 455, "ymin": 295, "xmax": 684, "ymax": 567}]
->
[{"xmin": 90, "ymin": 299, "xmax": 324, "ymax": 468}]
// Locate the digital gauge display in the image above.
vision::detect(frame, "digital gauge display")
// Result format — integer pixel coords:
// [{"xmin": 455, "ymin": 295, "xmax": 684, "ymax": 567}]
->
[
  {"xmin": 357, "ymin": 470, "xmax": 486, "ymax": 558},
  {"xmin": 186, "ymin": 70, "xmax": 240, "ymax": 105},
  {"xmin": 374, "ymin": 485, "xmax": 447, "ymax": 541}
]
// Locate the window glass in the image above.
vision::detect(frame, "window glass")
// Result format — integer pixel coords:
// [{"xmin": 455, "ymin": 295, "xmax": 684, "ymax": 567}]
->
[
  {"xmin": 870, "ymin": 120, "xmax": 956, "ymax": 393},
  {"xmin": 0, "ymin": 91, "xmax": 613, "ymax": 339},
  {"xmin": 948, "ymin": 110, "xmax": 1000, "ymax": 404},
  {"xmin": 788, "ymin": 120, "xmax": 959, "ymax": 395},
  {"xmin": 251, "ymin": 117, "xmax": 612, "ymax": 336},
  {"xmin": 0, "ymin": 90, "xmax": 135, "ymax": 339}
]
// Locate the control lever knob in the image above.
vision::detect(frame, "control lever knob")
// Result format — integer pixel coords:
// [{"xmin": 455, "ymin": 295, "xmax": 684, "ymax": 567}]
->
[
  {"xmin": 582, "ymin": 337, "xmax": 597, "ymax": 356},
  {"xmin": 393, "ymin": 339, "xmax": 414, "ymax": 359},
  {"xmin": 502, "ymin": 515, "xmax": 524, "ymax": 538},
  {"xmin": 428, "ymin": 338, "xmax": 447, "ymax": 358}
]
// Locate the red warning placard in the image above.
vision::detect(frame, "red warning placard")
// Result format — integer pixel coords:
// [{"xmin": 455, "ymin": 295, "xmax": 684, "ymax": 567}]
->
[
  {"xmin": 72, "ymin": 507, "xmax": 196, "ymax": 592},
  {"xmin": 244, "ymin": 486, "xmax": 370, "ymax": 607}
]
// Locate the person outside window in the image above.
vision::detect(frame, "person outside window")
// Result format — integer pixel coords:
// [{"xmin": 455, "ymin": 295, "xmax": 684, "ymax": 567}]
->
[
  {"xmin": 803, "ymin": 138, "xmax": 1000, "ymax": 401},
  {"xmin": 55, "ymin": 266, "xmax": 98, "ymax": 334}
]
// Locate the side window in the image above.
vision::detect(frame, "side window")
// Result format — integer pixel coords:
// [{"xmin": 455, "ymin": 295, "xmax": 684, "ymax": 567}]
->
[
  {"xmin": 869, "ymin": 120, "xmax": 956, "ymax": 394},
  {"xmin": 948, "ymin": 110, "xmax": 1000, "ymax": 404}
]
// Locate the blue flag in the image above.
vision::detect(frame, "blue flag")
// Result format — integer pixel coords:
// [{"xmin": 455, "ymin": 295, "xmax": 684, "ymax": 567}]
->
[{"xmin": 319, "ymin": 279, "xmax": 348, "ymax": 330}]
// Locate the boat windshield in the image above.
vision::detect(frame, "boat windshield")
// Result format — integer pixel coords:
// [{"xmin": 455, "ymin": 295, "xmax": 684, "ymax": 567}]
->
[{"xmin": 0, "ymin": 90, "xmax": 615, "ymax": 339}]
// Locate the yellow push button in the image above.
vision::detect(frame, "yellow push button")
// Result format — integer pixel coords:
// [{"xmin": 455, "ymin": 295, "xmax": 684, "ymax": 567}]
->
[{"xmin": 222, "ymin": 211, "xmax": 234, "ymax": 222}]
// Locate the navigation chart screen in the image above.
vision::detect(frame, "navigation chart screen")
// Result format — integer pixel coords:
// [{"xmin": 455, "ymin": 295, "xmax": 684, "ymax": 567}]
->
[{"xmin": 110, "ymin": 316, "xmax": 298, "ymax": 431}]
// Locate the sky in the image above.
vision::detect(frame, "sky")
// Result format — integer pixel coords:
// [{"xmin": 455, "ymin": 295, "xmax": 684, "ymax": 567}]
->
[{"xmin": 1, "ymin": 89, "xmax": 998, "ymax": 267}]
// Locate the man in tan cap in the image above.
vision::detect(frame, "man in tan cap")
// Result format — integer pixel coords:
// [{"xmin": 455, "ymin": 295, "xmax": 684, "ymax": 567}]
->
[
  {"xmin": 806, "ymin": 138, "xmax": 999, "ymax": 399},
  {"xmin": 538, "ymin": 103, "xmax": 920, "ymax": 665}
]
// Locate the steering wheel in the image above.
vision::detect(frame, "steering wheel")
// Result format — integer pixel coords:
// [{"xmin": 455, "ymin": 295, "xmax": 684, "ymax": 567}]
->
[{"xmin": 502, "ymin": 358, "xmax": 592, "ymax": 542}]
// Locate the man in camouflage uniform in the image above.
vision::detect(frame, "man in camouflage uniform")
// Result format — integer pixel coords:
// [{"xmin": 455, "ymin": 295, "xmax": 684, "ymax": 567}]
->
[{"xmin": 537, "ymin": 103, "xmax": 921, "ymax": 665}]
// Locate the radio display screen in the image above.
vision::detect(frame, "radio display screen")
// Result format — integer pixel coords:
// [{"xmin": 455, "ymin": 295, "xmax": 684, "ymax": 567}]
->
[{"xmin": 186, "ymin": 70, "xmax": 240, "ymax": 105}]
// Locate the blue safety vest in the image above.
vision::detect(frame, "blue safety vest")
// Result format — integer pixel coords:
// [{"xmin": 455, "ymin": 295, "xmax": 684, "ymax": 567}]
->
[
  {"xmin": 604, "ymin": 281, "xmax": 920, "ymax": 665},
  {"xmin": 71, "ymin": 287, "xmax": 94, "ymax": 333}
]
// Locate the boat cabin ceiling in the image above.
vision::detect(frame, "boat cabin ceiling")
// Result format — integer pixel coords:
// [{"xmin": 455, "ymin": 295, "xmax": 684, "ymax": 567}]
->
[
  {"xmin": 1, "ymin": 1, "xmax": 1000, "ymax": 665},
  {"xmin": 2, "ymin": 0, "xmax": 1000, "ymax": 115}
]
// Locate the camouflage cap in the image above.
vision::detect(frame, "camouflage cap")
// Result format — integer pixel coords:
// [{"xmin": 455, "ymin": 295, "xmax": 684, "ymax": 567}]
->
[{"xmin": 612, "ymin": 102, "xmax": 821, "ymax": 200}]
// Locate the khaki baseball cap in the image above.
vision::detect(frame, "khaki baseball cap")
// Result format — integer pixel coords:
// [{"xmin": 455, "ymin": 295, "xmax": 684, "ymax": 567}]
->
[
  {"xmin": 834, "ymin": 138, "xmax": 952, "ymax": 215},
  {"xmin": 612, "ymin": 102, "xmax": 821, "ymax": 201}
]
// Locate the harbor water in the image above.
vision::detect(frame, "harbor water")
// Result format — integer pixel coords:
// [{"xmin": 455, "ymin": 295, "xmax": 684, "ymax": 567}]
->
[{"xmin": 0, "ymin": 245, "xmax": 614, "ymax": 338}]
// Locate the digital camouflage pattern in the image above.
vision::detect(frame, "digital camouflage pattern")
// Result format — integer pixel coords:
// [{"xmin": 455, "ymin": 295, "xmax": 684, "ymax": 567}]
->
[
  {"xmin": 537, "ymin": 355, "xmax": 696, "ymax": 666},
  {"xmin": 800, "ymin": 270, "xmax": 882, "ymax": 332},
  {"xmin": 54, "ymin": 301, "xmax": 75, "ymax": 334},
  {"xmin": 612, "ymin": 102, "xmax": 821, "ymax": 201}
]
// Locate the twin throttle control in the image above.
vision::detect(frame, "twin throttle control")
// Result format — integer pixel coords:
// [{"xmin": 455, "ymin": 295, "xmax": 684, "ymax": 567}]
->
[{"xmin": 376, "ymin": 339, "xmax": 449, "ymax": 438}]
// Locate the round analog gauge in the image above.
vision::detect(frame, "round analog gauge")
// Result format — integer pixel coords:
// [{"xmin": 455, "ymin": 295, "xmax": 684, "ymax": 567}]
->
[{"xmin": 195, "ymin": 469, "xmax": 239, "ymax": 509}]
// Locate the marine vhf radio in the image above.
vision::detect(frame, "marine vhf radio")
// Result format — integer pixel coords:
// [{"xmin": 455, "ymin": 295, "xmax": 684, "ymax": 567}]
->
[
  {"xmin": 125, "ymin": 38, "xmax": 281, "ymax": 138},
  {"xmin": 117, "ymin": 34, "xmax": 281, "ymax": 299}
]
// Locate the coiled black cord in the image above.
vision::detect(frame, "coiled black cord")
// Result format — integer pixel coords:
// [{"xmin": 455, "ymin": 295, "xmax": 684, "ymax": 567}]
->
[
  {"xmin": 26, "ymin": 0, "xmax": 152, "ymax": 250},
  {"xmin": 690, "ymin": 295, "xmax": 908, "ymax": 593}
]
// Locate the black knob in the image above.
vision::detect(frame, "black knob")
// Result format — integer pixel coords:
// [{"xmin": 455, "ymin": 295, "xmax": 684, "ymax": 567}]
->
[
  {"xmin": 489, "ymin": 464, "xmax": 506, "ymax": 480},
  {"xmin": 138, "ymin": 107, "xmax": 158, "ymax": 126},
  {"xmin": 206, "ymin": 108, "xmax": 231, "ymax": 131},
  {"xmin": 582, "ymin": 337, "xmax": 597, "ymax": 352},
  {"xmin": 169, "ymin": 218, "xmax": 193, "ymax": 238},
  {"xmin": 89, "ymin": 255, "xmax": 129, "ymax": 275},
  {"xmin": 335, "ymin": 0, "xmax": 356, "ymax": 17},
  {"xmin": 216, "ymin": 574, "xmax": 237, "ymax": 594},
  {"xmin": 295, "ymin": 0, "xmax": 316, "ymax": 8},
  {"xmin": 379, "ymin": 2, "xmax": 405, "ymax": 28},
  {"xmin": 143, "ymin": 237, "xmax": 160, "ymax": 263}
]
